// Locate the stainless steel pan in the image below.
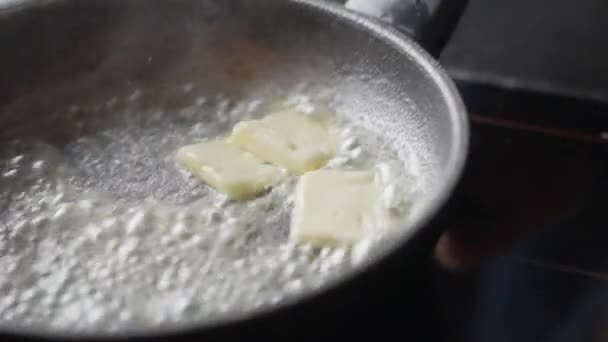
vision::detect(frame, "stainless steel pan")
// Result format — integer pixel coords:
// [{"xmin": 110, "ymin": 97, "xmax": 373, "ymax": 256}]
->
[{"xmin": 0, "ymin": 0, "xmax": 468, "ymax": 340}]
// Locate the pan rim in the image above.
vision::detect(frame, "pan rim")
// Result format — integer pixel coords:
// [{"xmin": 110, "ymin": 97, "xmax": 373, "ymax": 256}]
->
[{"xmin": 0, "ymin": 0, "xmax": 469, "ymax": 339}]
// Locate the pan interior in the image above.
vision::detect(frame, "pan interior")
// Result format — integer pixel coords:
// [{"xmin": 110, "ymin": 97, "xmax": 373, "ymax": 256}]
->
[{"xmin": 0, "ymin": 0, "xmax": 459, "ymax": 335}]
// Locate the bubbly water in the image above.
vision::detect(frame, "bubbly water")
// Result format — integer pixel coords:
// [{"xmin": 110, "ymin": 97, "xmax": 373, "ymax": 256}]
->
[{"xmin": 0, "ymin": 91, "xmax": 416, "ymax": 333}]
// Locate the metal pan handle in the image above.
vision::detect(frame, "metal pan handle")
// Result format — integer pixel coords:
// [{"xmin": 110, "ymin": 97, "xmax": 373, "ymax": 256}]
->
[{"xmin": 345, "ymin": 0, "xmax": 469, "ymax": 58}]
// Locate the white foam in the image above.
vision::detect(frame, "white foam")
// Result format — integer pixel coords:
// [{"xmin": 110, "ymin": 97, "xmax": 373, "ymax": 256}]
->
[{"xmin": 0, "ymin": 94, "xmax": 417, "ymax": 333}]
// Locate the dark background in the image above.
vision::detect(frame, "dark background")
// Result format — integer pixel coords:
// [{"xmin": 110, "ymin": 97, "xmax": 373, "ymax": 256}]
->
[
  {"xmin": 423, "ymin": 0, "xmax": 608, "ymax": 341},
  {"xmin": 443, "ymin": 0, "xmax": 608, "ymax": 103}
]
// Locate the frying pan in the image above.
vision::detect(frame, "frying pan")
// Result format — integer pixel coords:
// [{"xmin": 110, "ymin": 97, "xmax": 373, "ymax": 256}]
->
[{"xmin": 0, "ymin": 0, "xmax": 469, "ymax": 340}]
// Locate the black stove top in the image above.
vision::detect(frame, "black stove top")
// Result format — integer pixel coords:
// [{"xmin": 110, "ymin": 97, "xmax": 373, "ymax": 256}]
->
[
  {"xmin": 423, "ymin": 120, "xmax": 608, "ymax": 342},
  {"xmin": 326, "ymin": 1, "xmax": 608, "ymax": 340},
  {"xmin": 442, "ymin": 0, "xmax": 608, "ymax": 104},
  {"xmin": 413, "ymin": 0, "xmax": 608, "ymax": 340}
]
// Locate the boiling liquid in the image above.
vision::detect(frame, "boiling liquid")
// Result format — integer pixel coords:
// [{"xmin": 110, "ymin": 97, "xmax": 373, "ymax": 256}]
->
[{"xmin": 0, "ymin": 93, "xmax": 417, "ymax": 332}]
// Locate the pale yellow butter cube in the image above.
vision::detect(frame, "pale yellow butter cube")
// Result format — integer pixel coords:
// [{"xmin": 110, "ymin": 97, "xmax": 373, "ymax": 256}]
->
[
  {"xmin": 176, "ymin": 141, "xmax": 283, "ymax": 200},
  {"xmin": 291, "ymin": 170, "xmax": 377, "ymax": 246},
  {"xmin": 230, "ymin": 111, "xmax": 335, "ymax": 174}
]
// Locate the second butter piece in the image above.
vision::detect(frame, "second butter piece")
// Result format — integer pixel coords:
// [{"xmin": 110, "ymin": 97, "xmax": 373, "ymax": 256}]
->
[{"xmin": 230, "ymin": 110, "xmax": 335, "ymax": 175}]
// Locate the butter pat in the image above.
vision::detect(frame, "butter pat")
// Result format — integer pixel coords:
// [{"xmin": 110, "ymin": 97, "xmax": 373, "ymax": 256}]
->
[
  {"xmin": 176, "ymin": 141, "xmax": 284, "ymax": 200},
  {"xmin": 230, "ymin": 110, "xmax": 335, "ymax": 174},
  {"xmin": 291, "ymin": 170, "xmax": 377, "ymax": 246}
]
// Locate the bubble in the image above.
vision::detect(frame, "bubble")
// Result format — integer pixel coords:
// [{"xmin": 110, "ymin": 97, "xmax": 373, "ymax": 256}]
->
[
  {"xmin": 106, "ymin": 98, "xmax": 118, "ymax": 109},
  {"xmin": 19, "ymin": 288, "xmax": 39, "ymax": 302},
  {"xmin": 183, "ymin": 83, "xmax": 194, "ymax": 93},
  {"xmin": 117, "ymin": 237, "xmax": 139, "ymax": 261},
  {"xmin": 128, "ymin": 90, "xmax": 142, "ymax": 102},
  {"xmin": 284, "ymin": 279, "xmax": 303, "ymax": 294},
  {"xmin": 59, "ymin": 292, "xmax": 75, "ymax": 305},
  {"xmin": 89, "ymin": 307, "xmax": 108, "ymax": 324},
  {"xmin": 156, "ymin": 271, "xmax": 173, "ymax": 291},
  {"xmin": 10, "ymin": 155, "xmax": 24, "ymax": 165},
  {"xmin": 195, "ymin": 97, "xmax": 207, "ymax": 107},
  {"xmin": 171, "ymin": 221, "xmax": 191, "ymax": 238},
  {"xmin": 351, "ymin": 239, "xmax": 373, "ymax": 266},
  {"xmin": 341, "ymin": 137, "xmax": 359, "ymax": 152},
  {"xmin": 118, "ymin": 310, "xmax": 132, "ymax": 322},
  {"xmin": 329, "ymin": 248, "xmax": 347, "ymax": 265},
  {"xmin": 2, "ymin": 169, "xmax": 17, "ymax": 178},
  {"xmin": 31, "ymin": 160, "xmax": 45, "ymax": 170},
  {"xmin": 0, "ymin": 92, "xmax": 417, "ymax": 333},
  {"xmin": 125, "ymin": 211, "xmax": 147, "ymax": 236}
]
